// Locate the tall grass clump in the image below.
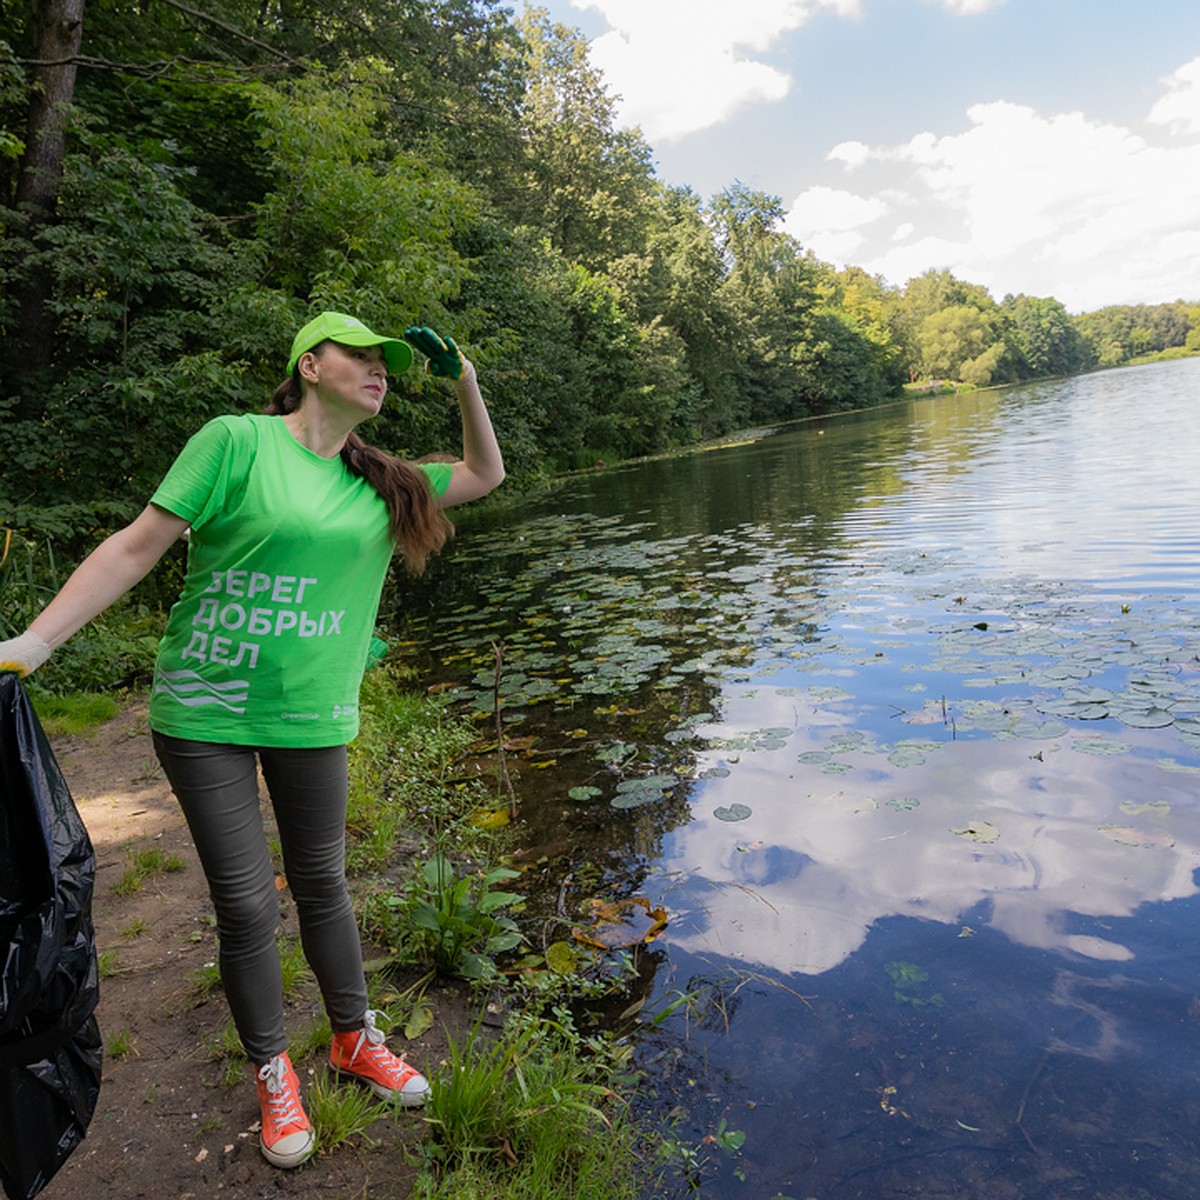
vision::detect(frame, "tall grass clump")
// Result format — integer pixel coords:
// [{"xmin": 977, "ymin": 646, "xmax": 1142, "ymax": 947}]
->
[{"xmin": 413, "ymin": 1014, "xmax": 647, "ymax": 1200}]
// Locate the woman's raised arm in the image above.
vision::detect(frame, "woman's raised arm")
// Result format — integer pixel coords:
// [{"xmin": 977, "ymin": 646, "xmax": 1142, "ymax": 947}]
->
[{"xmin": 437, "ymin": 358, "xmax": 506, "ymax": 508}]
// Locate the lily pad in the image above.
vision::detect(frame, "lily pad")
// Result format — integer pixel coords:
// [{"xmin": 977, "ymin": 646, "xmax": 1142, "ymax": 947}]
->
[
  {"xmin": 1006, "ymin": 717, "xmax": 1069, "ymax": 740},
  {"xmin": 1157, "ymin": 758, "xmax": 1200, "ymax": 774},
  {"xmin": 1072, "ymin": 738, "xmax": 1132, "ymax": 756},
  {"xmin": 546, "ymin": 940, "xmax": 580, "ymax": 974},
  {"xmin": 1114, "ymin": 707, "xmax": 1175, "ymax": 729},
  {"xmin": 889, "ymin": 744, "xmax": 930, "ymax": 768},
  {"xmin": 568, "ymin": 785, "xmax": 603, "ymax": 801},
  {"xmin": 821, "ymin": 761, "xmax": 855, "ymax": 775},
  {"xmin": 615, "ymin": 773, "xmax": 678, "ymax": 793},
  {"xmin": 714, "ymin": 803, "xmax": 753, "ymax": 822},
  {"xmin": 1100, "ymin": 824, "xmax": 1175, "ymax": 848},
  {"xmin": 611, "ymin": 774, "xmax": 679, "ymax": 809}
]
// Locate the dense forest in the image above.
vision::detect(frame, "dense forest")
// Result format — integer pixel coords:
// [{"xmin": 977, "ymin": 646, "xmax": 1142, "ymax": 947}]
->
[{"xmin": 2, "ymin": 0, "xmax": 1198, "ymax": 547}]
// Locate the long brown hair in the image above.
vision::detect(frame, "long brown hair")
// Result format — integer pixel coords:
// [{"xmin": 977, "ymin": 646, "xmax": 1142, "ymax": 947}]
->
[{"xmin": 268, "ymin": 352, "xmax": 453, "ymax": 575}]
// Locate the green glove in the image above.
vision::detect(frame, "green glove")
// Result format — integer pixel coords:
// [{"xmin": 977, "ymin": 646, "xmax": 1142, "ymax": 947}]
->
[{"xmin": 403, "ymin": 326, "xmax": 463, "ymax": 380}]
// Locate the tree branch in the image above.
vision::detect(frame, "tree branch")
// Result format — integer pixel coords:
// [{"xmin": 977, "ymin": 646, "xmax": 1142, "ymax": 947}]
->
[
  {"xmin": 155, "ymin": 0, "xmax": 302, "ymax": 65},
  {"xmin": 4, "ymin": 53, "xmax": 293, "ymax": 79}
]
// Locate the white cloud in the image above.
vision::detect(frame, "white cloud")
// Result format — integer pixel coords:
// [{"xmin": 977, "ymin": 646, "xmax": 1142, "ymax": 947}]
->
[
  {"xmin": 786, "ymin": 184, "xmax": 887, "ymax": 231},
  {"xmin": 791, "ymin": 82, "xmax": 1200, "ymax": 309},
  {"xmin": 937, "ymin": 0, "xmax": 1007, "ymax": 13},
  {"xmin": 827, "ymin": 139, "xmax": 872, "ymax": 169},
  {"xmin": 1148, "ymin": 55, "xmax": 1200, "ymax": 135},
  {"xmin": 780, "ymin": 185, "xmax": 885, "ymax": 260},
  {"xmin": 569, "ymin": 0, "xmax": 862, "ymax": 140}
]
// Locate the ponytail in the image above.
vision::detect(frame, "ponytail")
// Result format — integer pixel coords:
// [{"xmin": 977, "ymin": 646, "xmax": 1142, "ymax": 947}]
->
[
  {"xmin": 340, "ymin": 431, "xmax": 453, "ymax": 575},
  {"xmin": 267, "ymin": 369, "xmax": 454, "ymax": 576}
]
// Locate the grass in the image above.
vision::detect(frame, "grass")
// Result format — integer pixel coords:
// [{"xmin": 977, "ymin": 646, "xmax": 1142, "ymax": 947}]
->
[
  {"xmin": 106, "ymin": 1028, "xmax": 136, "ymax": 1060},
  {"xmin": 190, "ymin": 958, "xmax": 223, "ymax": 1002},
  {"xmin": 113, "ymin": 844, "xmax": 185, "ymax": 895},
  {"xmin": 28, "ymin": 690, "xmax": 119, "ymax": 735},
  {"xmin": 208, "ymin": 1016, "xmax": 332, "ymax": 1089},
  {"xmin": 190, "ymin": 935, "xmax": 312, "ymax": 1005},
  {"xmin": 343, "ymin": 661, "xmax": 658, "ymax": 1199},
  {"xmin": 289, "ymin": 1015, "xmax": 333, "ymax": 1062},
  {"xmin": 208, "ymin": 1023, "xmax": 248, "ymax": 1088},
  {"xmin": 307, "ymin": 1072, "xmax": 391, "ymax": 1155},
  {"xmin": 279, "ymin": 935, "xmax": 314, "ymax": 997},
  {"xmin": 414, "ymin": 1013, "xmax": 646, "ymax": 1200}
]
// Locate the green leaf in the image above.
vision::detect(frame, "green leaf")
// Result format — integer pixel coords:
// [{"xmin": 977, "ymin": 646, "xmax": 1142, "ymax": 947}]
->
[
  {"xmin": 422, "ymin": 855, "xmax": 454, "ymax": 890},
  {"xmin": 477, "ymin": 891, "xmax": 524, "ymax": 913},
  {"xmin": 411, "ymin": 906, "xmax": 443, "ymax": 932},
  {"xmin": 545, "ymin": 940, "xmax": 578, "ymax": 974},
  {"xmin": 405, "ymin": 1004, "xmax": 434, "ymax": 1039},
  {"xmin": 485, "ymin": 930, "xmax": 524, "ymax": 953}
]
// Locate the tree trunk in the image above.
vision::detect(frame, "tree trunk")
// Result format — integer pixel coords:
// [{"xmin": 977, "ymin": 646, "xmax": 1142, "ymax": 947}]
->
[{"xmin": 14, "ymin": 0, "xmax": 86, "ymax": 375}]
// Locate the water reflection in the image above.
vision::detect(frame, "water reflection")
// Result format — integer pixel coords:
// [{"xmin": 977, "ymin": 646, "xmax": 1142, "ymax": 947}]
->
[
  {"xmin": 668, "ymin": 721, "xmax": 1200, "ymax": 974},
  {"xmin": 389, "ymin": 357, "xmax": 1200, "ymax": 1198}
]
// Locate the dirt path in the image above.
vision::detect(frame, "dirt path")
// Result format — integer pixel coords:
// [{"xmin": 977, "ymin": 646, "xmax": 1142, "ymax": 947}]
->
[{"xmin": 42, "ymin": 695, "xmax": 470, "ymax": 1199}]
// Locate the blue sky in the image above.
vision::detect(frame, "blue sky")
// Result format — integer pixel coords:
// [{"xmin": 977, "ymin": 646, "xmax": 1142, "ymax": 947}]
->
[{"xmin": 531, "ymin": 0, "xmax": 1200, "ymax": 312}]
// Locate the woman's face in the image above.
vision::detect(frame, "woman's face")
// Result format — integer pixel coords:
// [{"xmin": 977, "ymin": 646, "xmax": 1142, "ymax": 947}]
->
[{"xmin": 303, "ymin": 342, "xmax": 389, "ymax": 423}]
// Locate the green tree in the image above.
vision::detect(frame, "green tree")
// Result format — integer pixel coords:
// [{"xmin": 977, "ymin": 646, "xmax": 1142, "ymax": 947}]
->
[
  {"xmin": 819, "ymin": 265, "xmax": 907, "ymax": 396},
  {"xmin": 508, "ymin": 7, "xmax": 655, "ymax": 273},
  {"xmin": 1185, "ymin": 307, "xmax": 1200, "ymax": 352},
  {"xmin": 793, "ymin": 307, "xmax": 900, "ymax": 412},
  {"xmin": 917, "ymin": 304, "xmax": 1000, "ymax": 382},
  {"xmin": 712, "ymin": 182, "xmax": 818, "ymax": 421},
  {"xmin": 607, "ymin": 184, "xmax": 740, "ymax": 439},
  {"xmin": 1003, "ymin": 294, "xmax": 1087, "ymax": 378},
  {"xmin": 898, "ymin": 268, "xmax": 1002, "ymax": 380}
]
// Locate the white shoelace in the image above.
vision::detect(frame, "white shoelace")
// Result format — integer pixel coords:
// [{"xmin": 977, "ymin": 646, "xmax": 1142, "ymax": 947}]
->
[
  {"xmin": 352, "ymin": 1009, "xmax": 403, "ymax": 1080},
  {"xmin": 258, "ymin": 1055, "xmax": 303, "ymax": 1125}
]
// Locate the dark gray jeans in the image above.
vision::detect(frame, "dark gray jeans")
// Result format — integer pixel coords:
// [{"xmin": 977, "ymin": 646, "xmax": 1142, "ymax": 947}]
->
[{"xmin": 152, "ymin": 733, "xmax": 368, "ymax": 1063}]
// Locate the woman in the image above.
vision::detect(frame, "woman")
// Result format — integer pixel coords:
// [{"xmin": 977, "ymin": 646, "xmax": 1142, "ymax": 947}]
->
[{"xmin": 0, "ymin": 312, "xmax": 505, "ymax": 1169}]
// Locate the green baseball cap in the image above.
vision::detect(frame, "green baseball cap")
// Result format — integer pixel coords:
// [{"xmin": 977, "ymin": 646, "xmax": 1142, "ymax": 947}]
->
[{"xmin": 286, "ymin": 311, "xmax": 413, "ymax": 376}]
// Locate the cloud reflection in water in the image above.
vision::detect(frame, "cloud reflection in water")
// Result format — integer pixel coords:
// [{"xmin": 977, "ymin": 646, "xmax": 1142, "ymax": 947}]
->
[{"xmin": 664, "ymin": 697, "xmax": 1200, "ymax": 975}]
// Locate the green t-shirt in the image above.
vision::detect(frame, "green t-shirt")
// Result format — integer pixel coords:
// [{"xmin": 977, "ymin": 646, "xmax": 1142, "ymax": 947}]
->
[{"xmin": 148, "ymin": 414, "xmax": 451, "ymax": 747}]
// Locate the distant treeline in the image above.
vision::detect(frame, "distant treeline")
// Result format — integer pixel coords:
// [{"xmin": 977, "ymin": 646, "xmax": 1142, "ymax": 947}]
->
[{"xmin": 2, "ymin": 1, "xmax": 1197, "ymax": 549}]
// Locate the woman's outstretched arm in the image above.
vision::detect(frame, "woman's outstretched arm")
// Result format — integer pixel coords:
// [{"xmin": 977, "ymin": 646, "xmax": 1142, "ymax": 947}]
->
[{"xmin": 29, "ymin": 503, "xmax": 191, "ymax": 649}]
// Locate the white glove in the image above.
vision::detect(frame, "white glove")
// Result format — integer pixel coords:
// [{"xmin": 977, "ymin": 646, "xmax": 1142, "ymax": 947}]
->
[{"xmin": 0, "ymin": 630, "xmax": 52, "ymax": 678}]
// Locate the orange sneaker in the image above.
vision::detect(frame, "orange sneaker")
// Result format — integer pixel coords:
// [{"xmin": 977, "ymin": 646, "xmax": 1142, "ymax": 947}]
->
[
  {"xmin": 256, "ymin": 1052, "xmax": 314, "ymax": 1168},
  {"xmin": 330, "ymin": 1010, "xmax": 430, "ymax": 1106}
]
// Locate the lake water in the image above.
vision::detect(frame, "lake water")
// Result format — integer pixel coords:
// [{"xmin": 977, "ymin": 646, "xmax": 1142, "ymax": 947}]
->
[{"xmin": 388, "ymin": 357, "xmax": 1200, "ymax": 1199}]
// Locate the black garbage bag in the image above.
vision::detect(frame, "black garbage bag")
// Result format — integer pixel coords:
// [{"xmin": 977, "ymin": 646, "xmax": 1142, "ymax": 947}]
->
[{"xmin": 0, "ymin": 674, "xmax": 102, "ymax": 1200}]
